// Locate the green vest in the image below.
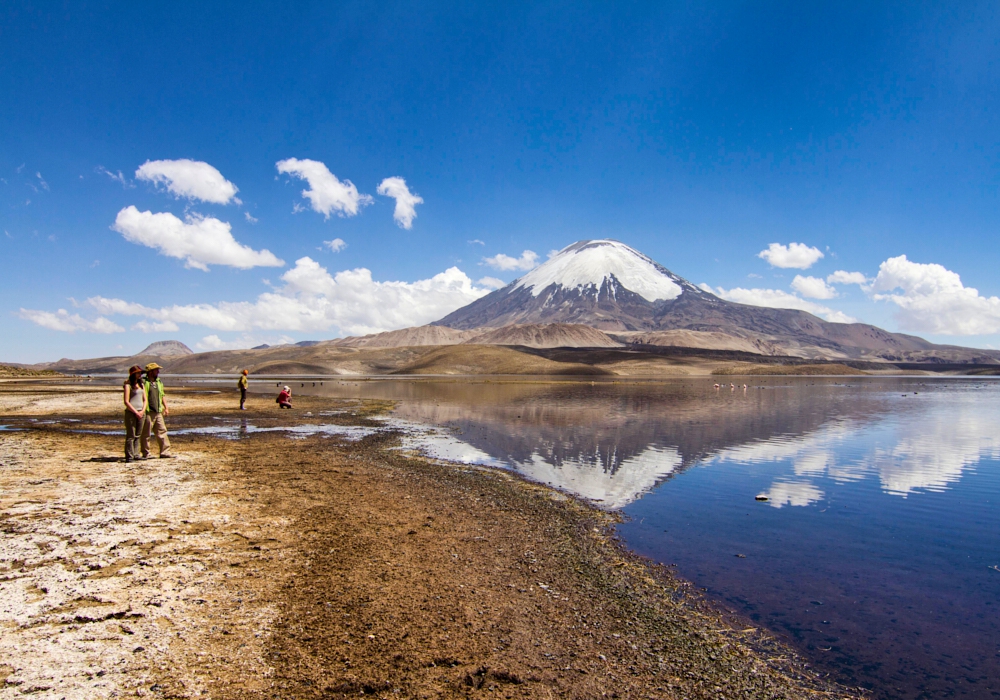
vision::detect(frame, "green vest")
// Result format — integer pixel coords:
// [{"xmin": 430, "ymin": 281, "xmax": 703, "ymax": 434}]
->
[{"xmin": 145, "ymin": 379, "xmax": 165, "ymax": 414}]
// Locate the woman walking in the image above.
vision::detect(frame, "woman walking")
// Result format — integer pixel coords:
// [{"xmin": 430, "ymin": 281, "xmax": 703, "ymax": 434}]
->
[{"xmin": 123, "ymin": 365, "xmax": 145, "ymax": 462}]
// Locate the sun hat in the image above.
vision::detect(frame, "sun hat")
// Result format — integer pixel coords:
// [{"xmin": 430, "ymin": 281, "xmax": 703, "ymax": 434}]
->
[
  {"xmin": 242, "ymin": 369, "xmax": 249, "ymax": 375},
  {"xmin": 283, "ymin": 386, "xmax": 290, "ymax": 392},
  {"xmin": 144, "ymin": 362, "xmax": 163, "ymax": 372},
  {"xmin": 128, "ymin": 365, "xmax": 143, "ymax": 376}
]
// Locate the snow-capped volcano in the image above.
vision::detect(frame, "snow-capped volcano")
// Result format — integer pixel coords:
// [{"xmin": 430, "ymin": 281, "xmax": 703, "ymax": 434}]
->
[
  {"xmin": 435, "ymin": 239, "xmax": 713, "ymax": 331},
  {"xmin": 433, "ymin": 239, "xmax": 973, "ymax": 361},
  {"xmin": 513, "ymin": 240, "xmax": 692, "ymax": 302}
]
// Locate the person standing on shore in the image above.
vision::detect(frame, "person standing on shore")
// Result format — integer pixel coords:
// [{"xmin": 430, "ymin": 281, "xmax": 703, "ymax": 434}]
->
[
  {"xmin": 141, "ymin": 362, "xmax": 172, "ymax": 458},
  {"xmin": 122, "ymin": 365, "xmax": 145, "ymax": 462},
  {"xmin": 238, "ymin": 369, "xmax": 249, "ymax": 410}
]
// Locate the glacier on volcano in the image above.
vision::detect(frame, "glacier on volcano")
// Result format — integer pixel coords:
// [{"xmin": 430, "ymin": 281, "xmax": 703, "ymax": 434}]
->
[{"xmin": 513, "ymin": 240, "xmax": 688, "ymax": 302}]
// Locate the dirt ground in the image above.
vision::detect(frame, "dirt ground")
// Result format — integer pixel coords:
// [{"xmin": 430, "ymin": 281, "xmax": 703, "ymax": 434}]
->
[{"xmin": 0, "ymin": 383, "xmax": 865, "ymax": 699}]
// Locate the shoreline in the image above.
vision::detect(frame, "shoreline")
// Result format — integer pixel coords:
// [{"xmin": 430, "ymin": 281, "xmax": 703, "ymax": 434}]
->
[{"xmin": 0, "ymin": 386, "xmax": 866, "ymax": 698}]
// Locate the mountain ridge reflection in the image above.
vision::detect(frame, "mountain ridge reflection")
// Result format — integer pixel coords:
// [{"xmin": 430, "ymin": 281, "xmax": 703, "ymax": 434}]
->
[
  {"xmin": 381, "ymin": 380, "xmax": 1000, "ymax": 507},
  {"xmin": 386, "ymin": 381, "xmax": 895, "ymax": 505}
]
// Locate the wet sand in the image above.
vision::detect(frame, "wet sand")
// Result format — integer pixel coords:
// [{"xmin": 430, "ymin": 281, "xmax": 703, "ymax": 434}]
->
[{"xmin": 0, "ymin": 384, "xmax": 865, "ymax": 699}]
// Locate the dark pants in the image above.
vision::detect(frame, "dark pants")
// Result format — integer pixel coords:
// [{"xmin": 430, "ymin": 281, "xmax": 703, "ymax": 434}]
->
[
  {"xmin": 279, "ymin": 402, "xmax": 292, "ymax": 409},
  {"xmin": 240, "ymin": 387, "xmax": 247, "ymax": 409}
]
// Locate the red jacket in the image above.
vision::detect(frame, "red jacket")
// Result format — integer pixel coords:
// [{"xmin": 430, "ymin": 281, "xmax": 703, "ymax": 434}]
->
[{"xmin": 276, "ymin": 390, "xmax": 291, "ymax": 404}]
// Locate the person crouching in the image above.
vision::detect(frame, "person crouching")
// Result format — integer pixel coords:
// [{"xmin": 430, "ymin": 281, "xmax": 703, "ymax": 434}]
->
[{"xmin": 276, "ymin": 385, "xmax": 292, "ymax": 409}]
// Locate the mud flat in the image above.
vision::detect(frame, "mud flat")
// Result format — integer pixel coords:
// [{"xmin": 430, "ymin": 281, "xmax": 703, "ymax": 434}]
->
[{"xmin": 0, "ymin": 384, "xmax": 864, "ymax": 699}]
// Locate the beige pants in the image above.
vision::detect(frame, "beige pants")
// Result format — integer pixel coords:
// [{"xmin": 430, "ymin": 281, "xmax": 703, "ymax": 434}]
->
[{"xmin": 140, "ymin": 412, "xmax": 171, "ymax": 457}]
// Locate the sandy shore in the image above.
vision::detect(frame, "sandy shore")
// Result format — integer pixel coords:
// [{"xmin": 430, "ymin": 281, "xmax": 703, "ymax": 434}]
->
[{"xmin": 0, "ymin": 384, "xmax": 864, "ymax": 699}]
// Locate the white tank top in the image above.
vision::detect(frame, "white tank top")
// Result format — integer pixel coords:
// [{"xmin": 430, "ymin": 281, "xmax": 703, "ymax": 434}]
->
[{"xmin": 127, "ymin": 383, "xmax": 145, "ymax": 411}]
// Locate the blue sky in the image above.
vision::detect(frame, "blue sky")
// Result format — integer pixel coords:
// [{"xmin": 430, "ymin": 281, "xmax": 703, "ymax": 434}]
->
[{"xmin": 5, "ymin": 1, "xmax": 1000, "ymax": 362}]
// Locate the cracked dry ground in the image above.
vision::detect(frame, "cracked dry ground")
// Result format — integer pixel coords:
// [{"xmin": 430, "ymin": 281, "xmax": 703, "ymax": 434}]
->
[{"xmin": 0, "ymin": 386, "xmax": 864, "ymax": 699}]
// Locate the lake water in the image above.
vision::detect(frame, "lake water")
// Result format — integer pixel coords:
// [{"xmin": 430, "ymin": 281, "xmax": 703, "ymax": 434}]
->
[
  {"xmin": 71, "ymin": 375, "xmax": 1000, "ymax": 697},
  {"xmin": 292, "ymin": 376, "xmax": 999, "ymax": 700}
]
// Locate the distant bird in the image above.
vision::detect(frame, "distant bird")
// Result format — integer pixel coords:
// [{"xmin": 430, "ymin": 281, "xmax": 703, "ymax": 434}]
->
[{"xmin": 714, "ymin": 383, "xmax": 720, "ymax": 389}]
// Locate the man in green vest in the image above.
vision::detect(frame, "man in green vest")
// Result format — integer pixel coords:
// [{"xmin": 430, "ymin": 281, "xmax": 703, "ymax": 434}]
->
[{"xmin": 141, "ymin": 362, "xmax": 172, "ymax": 458}]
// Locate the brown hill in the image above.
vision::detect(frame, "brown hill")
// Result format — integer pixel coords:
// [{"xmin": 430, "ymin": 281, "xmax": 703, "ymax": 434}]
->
[
  {"xmin": 614, "ymin": 330, "xmax": 782, "ymax": 355},
  {"xmin": 330, "ymin": 325, "xmax": 479, "ymax": 348},
  {"xmin": 466, "ymin": 324, "xmax": 621, "ymax": 348},
  {"xmin": 392, "ymin": 345, "xmax": 611, "ymax": 376},
  {"xmin": 137, "ymin": 340, "xmax": 193, "ymax": 356}
]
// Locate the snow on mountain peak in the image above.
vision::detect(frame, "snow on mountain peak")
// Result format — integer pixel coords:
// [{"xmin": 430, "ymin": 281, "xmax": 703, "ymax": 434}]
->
[{"xmin": 513, "ymin": 240, "xmax": 683, "ymax": 302}]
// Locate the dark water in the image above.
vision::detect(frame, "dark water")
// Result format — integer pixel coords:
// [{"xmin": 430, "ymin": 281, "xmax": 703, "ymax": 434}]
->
[{"xmin": 72, "ymin": 375, "xmax": 1000, "ymax": 697}]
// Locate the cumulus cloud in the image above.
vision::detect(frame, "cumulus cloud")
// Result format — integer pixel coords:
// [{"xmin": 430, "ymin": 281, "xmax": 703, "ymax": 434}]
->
[
  {"xmin": 112, "ymin": 206, "xmax": 284, "ymax": 271},
  {"xmin": 871, "ymin": 255, "xmax": 1000, "ymax": 335},
  {"xmin": 758, "ymin": 242, "xmax": 824, "ymax": 269},
  {"xmin": 323, "ymin": 238, "xmax": 347, "ymax": 252},
  {"xmin": 136, "ymin": 159, "xmax": 240, "ymax": 204},
  {"xmin": 276, "ymin": 158, "xmax": 372, "ymax": 218},
  {"xmin": 700, "ymin": 284, "xmax": 856, "ymax": 323},
  {"xmin": 132, "ymin": 320, "xmax": 180, "ymax": 333},
  {"xmin": 18, "ymin": 308, "xmax": 124, "ymax": 333},
  {"xmin": 791, "ymin": 275, "xmax": 837, "ymax": 300},
  {"xmin": 827, "ymin": 270, "xmax": 869, "ymax": 286},
  {"xmin": 483, "ymin": 250, "xmax": 539, "ymax": 271},
  {"xmin": 477, "ymin": 276, "xmax": 506, "ymax": 290},
  {"xmin": 376, "ymin": 177, "xmax": 423, "ymax": 229},
  {"xmin": 82, "ymin": 257, "xmax": 491, "ymax": 337},
  {"xmin": 197, "ymin": 333, "xmax": 294, "ymax": 351}
]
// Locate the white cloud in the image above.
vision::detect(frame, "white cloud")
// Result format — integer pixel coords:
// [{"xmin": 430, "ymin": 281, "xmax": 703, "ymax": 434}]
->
[
  {"xmin": 36, "ymin": 173, "xmax": 49, "ymax": 191},
  {"xmin": 196, "ymin": 333, "xmax": 294, "ymax": 351},
  {"xmin": 376, "ymin": 177, "xmax": 423, "ymax": 229},
  {"xmin": 758, "ymin": 242, "xmax": 824, "ymax": 269},
  {"xmin": 244, "ymin": 212, "xmax": 258, "ymax": 224},
  {"xmin": 112, "ymin": 206, "xmax": 284, "ymax": 271},
  {"xmin": 18, "ymin": 308, "xmax": 124, "ymax": 334},
  {"xmin": 83, "ymin": 257, "xmax": 491, "ymax": 337},
  {"xmin": 483, "ymin": 250, "xmax": 540, "ymax": 271},
  {"xmin": 827, "ymin": 270, "xmax": 869, "ymax": 286},
  {"xmin": 468, "ymin": 239, "xmax": 485, "ymax": 246},
  {"xmin": 276, "ymin": 158, "xmax": 372, "ymax": 218},
  {"xmin": 477, "ymin": 276, "xmax": 506, "ymax": 290},
  {"xmin": 791, "ymin": 275, "xmax": 837, "ymax": 300},
  {"xmin": 323, "ymin": 238, "xmax": 347, "ymax": 252},
  {"xmin": 702, "ymin": 284, "xmax": 856, "ymax": 323},
  {"xmin": 96, "ymin": 166, "xmax": 134, "ymax": 188},
  {"xmin": 136, "ymin": 159, "xmax": 240, "ymax": 205},
  {"xmin": 132, "ymin": 320, "xmax": 180, "ymax": 333},
  {"xmin": 871, "ymin": 255, "xmax": 1000, "ymax": 335}
]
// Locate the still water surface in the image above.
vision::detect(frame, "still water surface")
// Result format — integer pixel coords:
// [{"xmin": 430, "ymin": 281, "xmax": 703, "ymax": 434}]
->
[
  {"xmin": 87, "ymin": 374, "xmax": 1000, "ymax": 697},
  {"xmin": 302, "ymin": 376, "xmax": 999, "ymax": 699}
]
